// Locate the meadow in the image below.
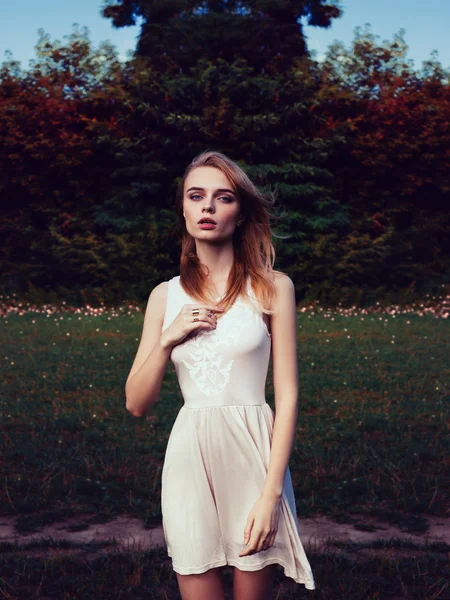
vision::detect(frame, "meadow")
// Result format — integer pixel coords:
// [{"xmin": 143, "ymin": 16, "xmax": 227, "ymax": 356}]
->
[{"xmin": 1, "ymin": 290, "xmax": 449, "ymax": 599}]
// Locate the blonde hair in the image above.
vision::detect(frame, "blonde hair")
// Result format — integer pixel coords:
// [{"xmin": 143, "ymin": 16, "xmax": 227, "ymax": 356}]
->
[{"xmin": 174, "ymin": 150, "xmax": 281, "ymax": 315}]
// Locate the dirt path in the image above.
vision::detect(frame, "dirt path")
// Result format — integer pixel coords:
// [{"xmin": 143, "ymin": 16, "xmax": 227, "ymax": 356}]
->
[{"xmin": 1, "ymin": 512, "xmax": 448, "ymax": 562}]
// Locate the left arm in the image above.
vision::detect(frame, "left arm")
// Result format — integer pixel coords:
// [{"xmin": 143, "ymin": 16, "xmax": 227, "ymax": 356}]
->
[
  {"xmin": 262, "ymin": 273, "xmax": 298, "ymax": 497},
  {"xmin": 239, "ymin": 273, "xmax": 299, "ymax": 556}
]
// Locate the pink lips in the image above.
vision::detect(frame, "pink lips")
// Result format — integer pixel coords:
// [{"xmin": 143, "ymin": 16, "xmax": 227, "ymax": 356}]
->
[{"xmin": 199, "ymin": 222, "xmax": 216, "ymax": 229}]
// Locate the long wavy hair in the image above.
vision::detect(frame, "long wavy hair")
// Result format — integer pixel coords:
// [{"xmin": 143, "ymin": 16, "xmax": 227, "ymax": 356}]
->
[{"xmin": 174, "ymin": 151, "xmax": 280, "ymax": 316}]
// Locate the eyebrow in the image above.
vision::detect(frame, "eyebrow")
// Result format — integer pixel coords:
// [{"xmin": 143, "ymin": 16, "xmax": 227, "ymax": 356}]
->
[{"xmin": 186, "ymin": 187, "xmax": 236, "ymax": 196}]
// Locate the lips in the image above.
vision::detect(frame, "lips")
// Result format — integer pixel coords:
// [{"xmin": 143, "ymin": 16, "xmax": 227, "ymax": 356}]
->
[{"xmin": 198, "ymin": 218, "xmax": 217, "ymax": 224}]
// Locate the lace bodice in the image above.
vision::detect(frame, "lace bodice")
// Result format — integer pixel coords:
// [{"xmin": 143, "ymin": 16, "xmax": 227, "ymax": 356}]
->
[{"xmin": 161, "ymin": 276, "xmax": 271, "ymax": 407}]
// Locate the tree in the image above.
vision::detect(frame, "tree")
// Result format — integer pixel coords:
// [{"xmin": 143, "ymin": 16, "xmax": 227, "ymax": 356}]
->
[
  {"xmin": 102, "ymin": 0, "xmax": 341, "ymax": 71},
  {"xmin": 98, "ymin": 0, "xmax": 347, "ymax": 299},
  {"xmin": 0, "ymin": 27, "xmax": 132, "ymax": 296},
  {"xmin": 316, "ymin": 25, "xmax": 450, "ymax": 295}
]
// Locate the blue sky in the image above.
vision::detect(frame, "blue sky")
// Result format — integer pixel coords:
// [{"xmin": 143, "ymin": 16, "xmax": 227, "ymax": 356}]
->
[{"xmin": 1, "ymin": 0, "xmax": 449, "ymax": 70}]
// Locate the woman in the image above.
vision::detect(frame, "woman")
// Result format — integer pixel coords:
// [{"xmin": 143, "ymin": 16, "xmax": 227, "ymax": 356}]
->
[{"xmin": 125, "ymin": 151, "xmax": 316, "ymax": 599}]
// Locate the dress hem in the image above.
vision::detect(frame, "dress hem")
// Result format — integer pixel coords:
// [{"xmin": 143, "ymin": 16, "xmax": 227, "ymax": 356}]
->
[{"xmin": 170, "ymin": 554, "xmax": 316, "ymax": 590}]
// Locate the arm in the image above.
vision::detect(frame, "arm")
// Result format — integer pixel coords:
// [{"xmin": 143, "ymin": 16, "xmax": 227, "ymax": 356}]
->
[
  {"xmin": 261, "ymin": 273, "xmax": 299, "ymax": 498},
  {"xmin": 125, "ymin": 281, "xmax": 173, "ymax": 417},
  {"xmin": 239, "ymin": 273, "xmax": 299, "ymax": 556}
]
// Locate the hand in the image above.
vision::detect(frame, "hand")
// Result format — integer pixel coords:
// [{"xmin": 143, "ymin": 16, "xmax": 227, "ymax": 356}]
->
[
  {"xmin": 161, "ymin": 303, "xmax": 224, "ymax": 348},
  {"xmin": 238, "ymin": 492, "xmax": 281, "ymax": 557}
]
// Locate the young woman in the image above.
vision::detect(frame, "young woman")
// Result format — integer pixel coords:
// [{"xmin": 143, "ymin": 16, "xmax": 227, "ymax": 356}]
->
[{"xmin": 125, "ymin": 151, "xmax": 316, "ymax": 599}]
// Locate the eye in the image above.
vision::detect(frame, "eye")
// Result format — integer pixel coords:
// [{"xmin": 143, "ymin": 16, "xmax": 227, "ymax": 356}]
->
[{"xmin": 189, "ymin": 195, "xmax": 233, "ymax": 203}]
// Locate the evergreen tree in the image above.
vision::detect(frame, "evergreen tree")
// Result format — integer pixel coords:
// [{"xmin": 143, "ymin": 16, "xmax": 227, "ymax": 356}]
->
[
  {"xmin": 103, "ymin": 0, "xmax": 341, "ymax": 71},
  {"xmin": 99, "ymin": 0, "xmax": 347, "ymax": 297}
]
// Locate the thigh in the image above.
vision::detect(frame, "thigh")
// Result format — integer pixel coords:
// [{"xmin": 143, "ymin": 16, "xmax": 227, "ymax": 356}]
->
[
  {"xmin": 176, "ymin": 566, "xmax": 226, "ymax": 600},
  {"xmin": 232, "ymin": 563, "xmax": 278, "ymax": 600}
]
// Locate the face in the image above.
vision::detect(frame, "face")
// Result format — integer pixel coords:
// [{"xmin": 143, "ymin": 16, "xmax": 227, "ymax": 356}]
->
[{"xmin": 183, "ymin": 166, "xmax": 242, "ymax": 242}]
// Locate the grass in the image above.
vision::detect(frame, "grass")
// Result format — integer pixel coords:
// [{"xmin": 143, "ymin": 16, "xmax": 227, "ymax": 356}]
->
[
  {"xmin": 0, "ymin": 294, "xmax": 449, "ymax": 598},
  {"xmin": 0, "ymin": 540, "xmax": 449, "ymax": 599}
]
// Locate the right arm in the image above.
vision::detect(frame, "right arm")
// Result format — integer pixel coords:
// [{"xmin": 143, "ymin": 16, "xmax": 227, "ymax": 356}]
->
[
  {"xmin": 125, "ymin": 281, "xmax": 173, "ymax": 417},
  {"xmin": 125, "ymin": 282, "xmax": 223, "ymax": 417}
]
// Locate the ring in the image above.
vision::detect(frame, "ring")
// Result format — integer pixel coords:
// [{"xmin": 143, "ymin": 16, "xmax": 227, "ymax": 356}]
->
[{"xmin": 192, "ymin": 308, "xmax": 200, "ymax": 316}]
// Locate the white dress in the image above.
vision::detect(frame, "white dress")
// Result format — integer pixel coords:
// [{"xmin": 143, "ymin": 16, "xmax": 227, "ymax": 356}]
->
[{"xmin": 160, "ymin": 275, "xmax": 316, "ymax": 590}]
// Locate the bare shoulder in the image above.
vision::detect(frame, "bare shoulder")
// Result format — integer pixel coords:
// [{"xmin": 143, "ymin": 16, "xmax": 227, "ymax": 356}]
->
[
  {"xmin": 125, "ymin": 279, "xmax": 170, "ymax": 383},
  {"xmin": 149, "ymin": 279, "xmax": 169, "ymax": 305},
  {"xmin": 272, "ymin": 270, "xmax": 294, "ymax": 293},
  {"xmin": 273, "ymin": 270, "xmax": 293, "ymax": 284},
  {"xmin": 142, "ymin": 280, "xmax": 168, "ymax": 319},
  {"xmin": 270, "ymin": 271, "xmax": 294, "ymax": 313}
]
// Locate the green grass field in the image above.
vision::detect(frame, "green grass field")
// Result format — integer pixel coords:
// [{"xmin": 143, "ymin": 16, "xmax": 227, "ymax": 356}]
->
[{"xmin": 1, "ymin": 297, "xmax": 449, "ymax": 598}]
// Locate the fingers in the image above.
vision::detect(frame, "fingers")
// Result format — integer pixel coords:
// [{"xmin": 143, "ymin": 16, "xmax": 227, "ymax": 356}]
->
[
  {"xmin": 239, "ymin": 530, "xmax": 277, "ymax": 557},
  {"xmin": 239, "ymin": 529, "xmax": 261, "ymax": 556},
  {"xmin": 186, "ymin": 305, "xmax": 222, "ymax": 330},
  {"xmin": 266, "ymin": 531, "xmax": 276, "ymax": 550},
  {"xmin": 243, "ymin": 515, "xmax": 253, "ymax": 545}
]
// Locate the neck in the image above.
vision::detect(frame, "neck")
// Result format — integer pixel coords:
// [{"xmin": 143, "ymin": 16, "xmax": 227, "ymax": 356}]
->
[{"xmin": 195, "ymin": 239, "xmax": 235, "ymax": 282}]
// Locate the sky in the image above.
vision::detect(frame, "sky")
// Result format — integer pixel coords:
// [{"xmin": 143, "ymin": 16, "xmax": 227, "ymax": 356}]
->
[{"xmin": 1, "ymin": 0, "xmax": 449, "ymax": 71}]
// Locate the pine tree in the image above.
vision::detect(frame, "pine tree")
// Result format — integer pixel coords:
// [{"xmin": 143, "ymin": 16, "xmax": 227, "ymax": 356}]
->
[
  {"xmin": 103, "ymin": 0, "xmax": 340, "ymax": 72},
  {"xmin": 100, "ymin": 0, "xmax": 347, "ymax": 295}
]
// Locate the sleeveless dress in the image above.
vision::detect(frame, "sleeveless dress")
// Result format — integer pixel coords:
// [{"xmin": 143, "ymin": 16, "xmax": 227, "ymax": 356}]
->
[{"xmin": 160, "ymin": 275, "xmax": 316, "ymax": 590}]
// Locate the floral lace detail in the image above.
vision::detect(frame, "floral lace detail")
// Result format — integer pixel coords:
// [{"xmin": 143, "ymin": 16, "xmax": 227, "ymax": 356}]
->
[{"xmin": 180, "ymin": 305, "xmax": 255, "ymax": 396}]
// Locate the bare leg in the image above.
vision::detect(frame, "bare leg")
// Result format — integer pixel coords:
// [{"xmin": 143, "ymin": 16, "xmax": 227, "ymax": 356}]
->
[
  {"xmin": 176, "ymin": 566, "xmax": 226, "ymax": 600},
  {"xmin": 232, "ymin": 564, "xmax": 278, "ymax": 600}
]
